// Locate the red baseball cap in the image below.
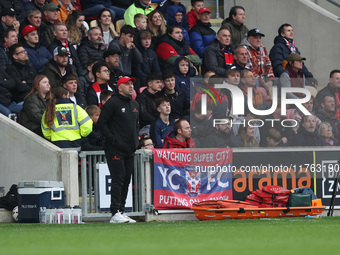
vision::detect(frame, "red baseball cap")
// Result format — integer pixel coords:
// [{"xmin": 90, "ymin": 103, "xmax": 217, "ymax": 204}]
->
[
  {"xmin": 198, "ymin": 7, "xmax": 211, "ymax": 15},
  {"xmin": 117, "ymin": 76, "xmax": 136, "ymax": 88},
  {"xmin": 22, "ymin": 25, "xmax": 40, "ymax": 37}
]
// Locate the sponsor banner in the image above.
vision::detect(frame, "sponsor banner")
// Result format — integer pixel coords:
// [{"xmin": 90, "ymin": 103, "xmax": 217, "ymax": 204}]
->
[{"xmin": 153, "ymin": 148, "xmax": 233, "ymax": 210}]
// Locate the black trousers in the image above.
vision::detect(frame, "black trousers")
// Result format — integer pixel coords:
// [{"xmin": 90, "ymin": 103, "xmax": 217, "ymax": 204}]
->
[{"xmin": 105, "ymin": 150, "xmax": 134, "ymax": 213}]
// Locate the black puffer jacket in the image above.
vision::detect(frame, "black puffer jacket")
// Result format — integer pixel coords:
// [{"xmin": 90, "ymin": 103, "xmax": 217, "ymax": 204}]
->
[
  {"xmin": 0, "ymin": 69, "xmax": 16, "ymax": 106},
  {"xmin": 78, "ymin": 38, "xmax": 106, "ymax": 69},
  {"xmin": 136, "ymin": 89, "xmax": 159, "ymax": 128}
]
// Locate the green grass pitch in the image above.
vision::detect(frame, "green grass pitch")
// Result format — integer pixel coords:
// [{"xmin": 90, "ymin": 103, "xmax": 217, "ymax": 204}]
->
[{"xmin": 1, "ymin": 217, "xmax": 339, "ymax": 255}]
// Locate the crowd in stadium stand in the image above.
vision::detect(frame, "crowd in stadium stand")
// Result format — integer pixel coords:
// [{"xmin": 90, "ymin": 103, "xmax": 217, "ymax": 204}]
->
[{"xmin": 1, "ymin": 0, "xmax": 340, "ymax": 150}]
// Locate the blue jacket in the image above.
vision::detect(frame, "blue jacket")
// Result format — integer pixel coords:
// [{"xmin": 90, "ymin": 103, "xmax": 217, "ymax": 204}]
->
[
  {"xmin": 24, "ymin": 43, "xmax": 52, "ymax": 74},
  {"xmin": 174, "ymin": 56, "xmax": 192, "ymax": 102},
  {"xmin": 157, "ymin": 0, "xmax": 189, "ymax": 31},
  {"xmin": 167, "ymin": 4, "xmax": 190, "ymax": 45},
  {"xmin": 150, "ymin": 117, "xmax": 175, "ymax": 148},
  {"xmin": 269, "ymin": 35, "xmax": 313, "ymax": 78},
  {"xmin": 189, "ymin": 20, "xmax": 216, "ymax": 58}
]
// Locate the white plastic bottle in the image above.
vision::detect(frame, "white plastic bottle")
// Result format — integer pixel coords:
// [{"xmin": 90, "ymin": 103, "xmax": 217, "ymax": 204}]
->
[
  {"xmin": 56, "ymin": 206, "xmax": 64, "ymax": 224},
  {"xmin": 72, "ymin": 206, "xmax": 82, "ymax": 224},
  {"xmin": 39, "ymin": 207, "xmax": 46, "ymax": 224},
  {"xmin": 64, "ymin": 206, "xmax": 72, "ymax": 224},
  {"xmin": 50, "ymin": 207, "xmax": 57, "ymax": 224}
]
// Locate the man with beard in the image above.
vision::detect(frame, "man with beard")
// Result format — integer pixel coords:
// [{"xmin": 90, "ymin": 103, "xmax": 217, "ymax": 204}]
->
[
  {"xmin": 104, "ymin": 49, "xmax": 123, "ymax": 90},
  {"xmin": 201, "ymin": 116, "xmax": 243, "ymax": 148},
  {"xmin": 43, "ymin": 46, "xmax": 78, "ymax": 92}
]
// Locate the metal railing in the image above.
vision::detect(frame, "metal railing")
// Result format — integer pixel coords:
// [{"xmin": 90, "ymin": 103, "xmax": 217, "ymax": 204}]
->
[{"xmin": 79, "ymin": 150, "xmax": 152, "ymax": 219}]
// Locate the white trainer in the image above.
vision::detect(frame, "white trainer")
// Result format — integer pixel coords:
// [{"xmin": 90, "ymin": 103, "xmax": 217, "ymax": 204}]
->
[
  {"xmin": 109, "ymin": 212, "xmax": 129, "ymax": 223},
  {"xmin": 122, "ymin": 212, "xmax": 136, "ymax": 223}
]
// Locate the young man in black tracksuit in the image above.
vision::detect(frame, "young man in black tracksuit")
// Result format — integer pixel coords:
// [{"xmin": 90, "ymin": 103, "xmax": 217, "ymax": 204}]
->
[{"xmin": 98, "ymin": 76, "xmax": 139, "ymax": 224}]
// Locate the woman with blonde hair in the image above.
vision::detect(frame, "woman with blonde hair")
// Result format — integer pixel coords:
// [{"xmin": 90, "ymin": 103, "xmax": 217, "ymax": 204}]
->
[
  {"xmin": 93, "ymin": 8, "xmax": 118, "ymax": 48},
  {"xmin": 20, "ymin": 75, "xmax": 52, "ymax": 136},
  {"xmin": 147, "ymin": 10, "xmax": 166, "ymax": 49},
  {"xmin": 42, "ymin": 87, "xmax": 92, "ymax": 150},
  {"xmin": 317, "ymin": 122, "xmax": 338, "ymax": 146},
  {"xmin": 238, "ymin": 123, "xmax": 259, "ymax": 147},
  {"xmin": 65, "ymin": 10, "xmax": 88, "ymax": 47}
]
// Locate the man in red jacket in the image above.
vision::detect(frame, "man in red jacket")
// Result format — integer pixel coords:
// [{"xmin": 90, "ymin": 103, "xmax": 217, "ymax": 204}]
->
[{"xmin": 163, "ymin": 119, "xmax": 196, "ymax": 148}]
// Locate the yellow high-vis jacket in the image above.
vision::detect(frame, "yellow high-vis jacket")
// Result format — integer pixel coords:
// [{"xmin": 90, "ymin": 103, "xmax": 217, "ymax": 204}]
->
[{"xmin": 41, "ymin": 99, "xmax": 92, "ymax": 148}]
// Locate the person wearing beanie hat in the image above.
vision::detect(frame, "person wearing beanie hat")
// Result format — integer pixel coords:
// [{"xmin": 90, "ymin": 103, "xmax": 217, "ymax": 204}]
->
[
  {"xmin": 97, "ymin": 74, "xmax": 139, "ymax": 224},
  {"xmin": 22, "ymin": 24, "xmax": 52, "ymax": 74}
]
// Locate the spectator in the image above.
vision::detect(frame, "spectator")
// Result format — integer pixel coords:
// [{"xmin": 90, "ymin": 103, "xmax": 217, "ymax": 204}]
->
[
  {"xmin": 43, "ymin": 46, "xmax": 78, "ymax": 92},
  {"xmin": 317, "ymin": 122, "xmax": 338, "ymax": 146},
  {"xmin": 316, "ymin": 70, "xmax": 340, "ymax": 119},
  {"xmin": 238, "ymin": 123, "xmax": 259, "ymax": 147},
  {"xmin": 93, "ymin": 8, "xmax": 118, "ymax": 48},
  {"xmin": 291, "ymin": 115, "xmax": 323, "ymax": 146},
  {"xmin": 78, "ymin": 27, "xmax": 106, "ymax": 70},
  {"xmin": 147, "ymin": 10, "xmax": 166, "ymax": 49},
  {"xmin": 156, "ymin": 70, "xmax": 189, "ymax": 120},
  {"xmin": 48, "ymin": 23, "xmax": 83, "ymax": 75},
  {"xmin": 279, "ymin": 53, "xmax": 308, "ymax": 99},
  {"xmin": 81, "ymin": 0, "xmax": 126, "ymax": 23},
  {"xmin": 138, "ymin": 135, "xmax": 154, "ymax": 149},
  {"xmin": 316, "ymin": 94, "xmax": 340, "ymax": 138},
  {"xmin": 269, "ymin": 23, "xmax": 316, "ymax": 86},
  {"xmin": 133, "ymin": 30, "xmax": 161, "ymax": 87},
  {"xmin": 240, "ymin": 28, "xmax": 275, "ymax": 94},
  {"xmin": 0, "ymin": 68, "xmax": 18, "ymax": 117},
  {"xmin": 0, "ymin": 28, "xmax": 17, "ymax": 70},
  {"xmin": 22, "ymin": 25, "xmax": 52, "ymax": 74},
  {"xmin": 97, "ymin": 76, "xmax": 139, "ymax": 224},
  {"xmin": 79, "ymin": 57, "xmax": 102, "ymax": 98},
  {"xmin": 86, "ymin": 62, "xmax": 114, "ymax": 107},
  {"xmin": 230, "ymin": 45, "xmax": 249, "ymax": 72},
  {"xmin": 136, "ymin": 73, "xmax": 163, "ymax": 134},
  {"xmin": 108, "ymin": 25, "xmax": 143, "ymax": 76},
  {"xmin": 232, "ymin": 108, "xmax": 261, "ymax": 144},
  {"xmin": 50, "ymin": 0, "xmax": 75, "ymax": 23},
  {"xmin": 202, "ymin": 116, "xmax": 242, "ymax": 148},
  {"xmin": 187, "ymin": 0, "xmax": 204, "ymax": 29},
  {"xmin": 65, "ymin": 10, "xmax": 88, "ymax": 48},
  {"xmin": 225, "ymin": 68, "xmax": 241, "ymax": 86},
  {"xmin": 41, "ymin": 87, "xmax": 92, "ymax": 150},
  {"xmin": 220, "ymin": 6, "xmax": 248, "ymax": 47},
  {"xmin": 62, "ymin": 73, "xmax": 87, "ymax": 109},
  {"xmin": 124, "ymin": 0, "xmax": 154, "ymax": 27},
  {"xmin": 20, "ymin": 75, "xmax": 51, "ymax": 135},
  {"xmin": 174, "ymin": 56, "xmax": 192, "ymax": 103},
  {"xmin": 202, "ymin": 27, "xmax": 234, "ymax": 77},
  {"xmin": 263, "ymin": 128, "xmax": 282, "ymax": 148},
  {"xmin": 189, "ymin": 7, "xmax": 216, "ymax": 58},
  {"xmin": 0, "ymin": 1, "xmax": 26, "ymax": 23},
  {"xmin": 163, "ymin": 119, "xmax": 195, "ymax": 148},
  {"xmin": 167, "ymin": 6, "xmax": 190, "ymax": 45},
  {"xmin": 156, "ymin": 25, "xmax": 200, "ymax": 71},
  {"xmin": 100, "ymin": 90, "xmax": 114, "ymax": 106},
  {"xmin": 24, "ymin": 0, "xmax": 46, "ymax": 14},
  {"xmin": 150, "ymin": 97, "xmax": 175, "ymax": 148},
  {"xmin": 6, "ymin": 43, "xmax": 37, "ymax": 102},
  {"xmin": 40, "ymin": 3, "xmax": 61, "ymax": 48},
  {"xmin": 0, "ymin": 8, "xmax": 20, "ymax": 41},
  {"xmin": 81, "ymin": 105, "xmax": 105, "ymax": 151},
  {"xmin": 19, "ymin": 9, "xmax": 42, "ymax": 42},
  {"xmin": 157, "ymin": 0, "xmax": 189, "ymax": 31},
  {"xmin": 134, "ymin": 14, "xmax": 148, "ymax": 32},
  {"xmin": 104, "ymin": 49, "xmax": 124, "ymax": 90},
  {"xmin": 239, "ymin": 69, "xmax": 270, "ymax": 110}
]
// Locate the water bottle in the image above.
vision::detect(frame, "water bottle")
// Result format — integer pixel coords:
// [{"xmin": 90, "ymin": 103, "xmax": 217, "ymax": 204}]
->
[
  {"xmin": 39, "ymin": 207, "xmax": 46, "ymax": 224},
  {"xmin": 45, "ymin": 206, "xmax": 51, "ymax": 224},
  {"xmin": 56, "ymin": 206, "xmax": 64, "ymax": 224},
  {"xmin": 72, "ymin": 206, "xmax": 82, "ymax": 224},
  {"xmin": 64, "ymin": 206, "xmax": 72, "ymax": 224},
  {"xmin": 50, "ymin": 207, "xmax": 57, "ymax": 224}
]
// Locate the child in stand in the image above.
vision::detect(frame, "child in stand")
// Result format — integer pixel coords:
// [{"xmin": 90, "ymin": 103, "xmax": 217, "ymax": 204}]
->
[
  {"xmin": 187, "ymin": 0, "xmax": 204, "ymax": 29},
  {"xmin": 81, "ymin": 105, "xmax": 105, "ymax": 151},
  {"xmin": 174, "ymin": 56, "xmax": 192, "ymax": 103},
  {"xmin": 134, "ymin": 14, "xmax": 148, "ymax": 33}
]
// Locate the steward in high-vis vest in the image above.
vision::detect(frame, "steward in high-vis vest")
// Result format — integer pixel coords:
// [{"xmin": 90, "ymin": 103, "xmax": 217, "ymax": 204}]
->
[{"xmin": 42, "ymin": 87, "xmax": 92, "ymax": 149}]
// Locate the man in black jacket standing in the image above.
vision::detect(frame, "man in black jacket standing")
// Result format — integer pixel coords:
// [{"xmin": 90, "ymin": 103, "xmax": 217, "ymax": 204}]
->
[{"xmin": 98, "ymin": 76, "xmax": 139, "ymax": 224}]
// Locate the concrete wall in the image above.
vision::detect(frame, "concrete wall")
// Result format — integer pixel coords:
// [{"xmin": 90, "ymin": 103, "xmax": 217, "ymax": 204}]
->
[
  {"xmin": 0, "ymin": 114, "xmax": 79, "ymax": 207},
  {"xmin": 225, "ymin": 0, "xmax": 340, "ymax": 87}
]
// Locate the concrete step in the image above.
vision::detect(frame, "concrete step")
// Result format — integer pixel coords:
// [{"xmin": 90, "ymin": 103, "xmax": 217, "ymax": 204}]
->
[{"xmin": 0, "ymin": 208, "xmax": 15, "ymax": 223}]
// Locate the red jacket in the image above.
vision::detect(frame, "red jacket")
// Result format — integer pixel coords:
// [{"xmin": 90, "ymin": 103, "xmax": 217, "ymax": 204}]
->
[
  {"xmin": 163, "ymin": 131, "xmax": 196, "ymax": 149},
  {"xmin": 187, "ymin": 9, "xmax": 198, "ymax": 29}
]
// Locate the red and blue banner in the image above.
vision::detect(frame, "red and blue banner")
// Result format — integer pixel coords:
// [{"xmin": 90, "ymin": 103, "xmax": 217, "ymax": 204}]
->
[{"xmin": 153, "ymin": 148, "xmax": 233, "ymax": 210}]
